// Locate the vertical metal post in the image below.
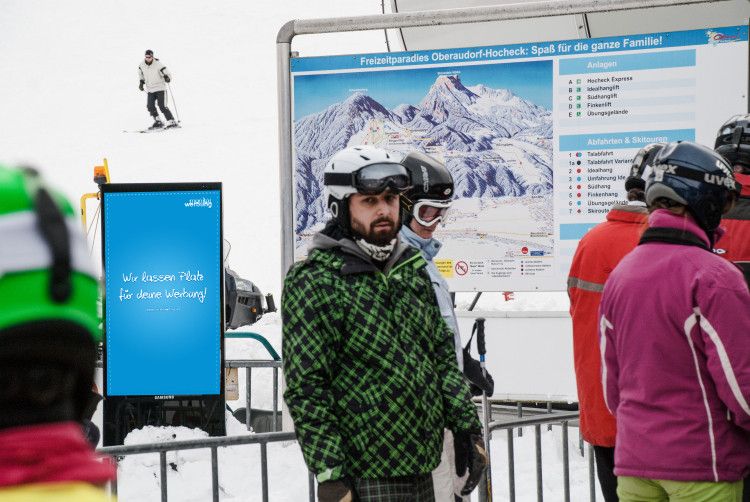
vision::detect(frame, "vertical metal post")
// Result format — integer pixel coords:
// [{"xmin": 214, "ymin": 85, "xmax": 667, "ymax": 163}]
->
[
  {"xmin": 535, "ymin": 424, "xmax": 543, "ymax": 502},
  {"xmin": 517, "ymin": 402, "xmax": 523, "ymax": 437},
  {"xmin": 547, "ymin": 401, "xmax": 552, "ymax": 431},
  {"xmin": 562, "ymin": 421, "xmax": 570, "ymax": 502},
  {"xmin": 482, "ymin": 400, "xmax": 493, "ymax": 502},
  {"xmin": 273, "ymin": 366, "xmax": 279, "ymax": 431},
  {"xmin": 245, "ymin": 368, "xmax": 252, "ymax": 431},
  {"xmin": 111, "ymin": 460, "xmax": 119, "ymax": 497},
  {"xmin": 211, "ymin": 447, "xmax": 219, "ymax": 502},
  {"xmin": 277, "ymin": 38, "xmax": 294, "ymax": 277},
  {"xmin": 588, "ymin": 443, "xmax": 596, "ymax": 502},
  {"xmin": 507, "ymin": 428, "xmax": 515, "ymax": 502},
  {"xmin": 159, "ymin": 451, "xmax": 168, "ymax": 502},
  {"xmin": 309, "ymin": 471, "xmax": 316, "ymax": 502},
  {"xmin": 579, "ymin": 430, "xmax": 584, "ymax": 457},
  {"xmin": 261, "ymin": 442, "xmax": 270, "ymax": 502}
]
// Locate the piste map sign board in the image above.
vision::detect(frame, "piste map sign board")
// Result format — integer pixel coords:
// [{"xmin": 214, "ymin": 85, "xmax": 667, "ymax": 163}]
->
[
  {"xmin": 291, "ymin": 26, "xmax": 748, "ymax": 291},
  {"xmin": 102, "ymin": 184, "xmax": 223, "ymax": 397}
]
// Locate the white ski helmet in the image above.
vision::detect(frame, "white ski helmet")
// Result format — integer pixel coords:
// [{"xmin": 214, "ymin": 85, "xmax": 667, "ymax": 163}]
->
[{"xmin": 323, "ymin": 145, "xmax": 411, "ymax": 232}]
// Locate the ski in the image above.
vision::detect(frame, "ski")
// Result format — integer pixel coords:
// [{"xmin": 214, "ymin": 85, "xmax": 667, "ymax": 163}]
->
[{"xmin": 123, "ymin": 124, "xmax": 182, "ymax": 134}]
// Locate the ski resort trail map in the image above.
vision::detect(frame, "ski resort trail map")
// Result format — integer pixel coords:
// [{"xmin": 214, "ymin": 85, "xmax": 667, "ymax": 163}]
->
[{"xmin": 292, "ymin": 64, "xmax": 554, "ymax": 289}]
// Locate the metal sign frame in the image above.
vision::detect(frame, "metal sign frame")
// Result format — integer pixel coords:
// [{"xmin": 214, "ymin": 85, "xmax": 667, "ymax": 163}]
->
[{"xmin": 276, "ymin": 0, "xmax": 729, "ymax": 281}]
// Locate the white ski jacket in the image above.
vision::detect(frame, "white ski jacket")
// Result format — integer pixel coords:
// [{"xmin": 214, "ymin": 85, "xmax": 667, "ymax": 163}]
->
[{"xmin": 138, "ymin": 59, "xmax": 171, "ymax": 93}]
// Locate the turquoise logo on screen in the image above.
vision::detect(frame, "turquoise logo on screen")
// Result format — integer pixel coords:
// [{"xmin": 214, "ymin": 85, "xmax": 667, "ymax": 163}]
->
[{"xmin": 104, "ymin": 190, "xmax": 221, "ymax": 396}]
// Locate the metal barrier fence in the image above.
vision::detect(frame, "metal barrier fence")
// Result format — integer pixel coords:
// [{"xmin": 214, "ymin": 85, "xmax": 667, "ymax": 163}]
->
[
  {"xmin": 227, "ymin": 359, "xmax": 282, "ymax": 432},
  {"xmin": 98, "ymin": 407, "xmax": 593, "ymax": 502},
  {"xmin": 98, "ymin": 431, "xmax": 315, "ymax": 502},
  {"xmin": 479, "ymin": 410, "xmax": 596, "ymax": 502}
]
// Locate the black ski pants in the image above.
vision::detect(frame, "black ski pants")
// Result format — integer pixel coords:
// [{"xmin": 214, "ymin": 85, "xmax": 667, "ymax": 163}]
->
[
  {"xmin": 593, "ymin": 445, "xmax": 619, "ymax": 502},
  {"xmin": 146, "ymin": 90, "xmax": 174, "ymax": 121}
]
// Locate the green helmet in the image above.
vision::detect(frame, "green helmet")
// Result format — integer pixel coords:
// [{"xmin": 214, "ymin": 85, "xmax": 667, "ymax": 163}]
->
[{"xmin": 0, "ymin": 164, "xmax": 100, "ymax": 343}]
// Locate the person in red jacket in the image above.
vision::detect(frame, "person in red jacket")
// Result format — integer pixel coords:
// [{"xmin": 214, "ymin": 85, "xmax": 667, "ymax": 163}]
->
[
  {"xmin": 714, "ymin": 115, "xmax": 750, "ymax": 502},
  {"xmin": 714, "ymin": 114, "xmax": 750, "ymax": 282},
  {"xmin": 567, "ymin": 143, "xmax": 663, "ymax": 501}
]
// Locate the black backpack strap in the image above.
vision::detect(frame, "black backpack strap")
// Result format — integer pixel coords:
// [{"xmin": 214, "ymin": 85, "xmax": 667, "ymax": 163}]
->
[{"xmin": 638, "ymin": 227, "xmax": 710, "ymax": 251}]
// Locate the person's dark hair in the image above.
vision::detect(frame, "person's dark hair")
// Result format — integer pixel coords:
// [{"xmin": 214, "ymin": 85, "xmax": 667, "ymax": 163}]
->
[
  {"xmin": 626, "ymin": 187, "xmax": 646, "ymax": 203},
  {"xmin": 648, "ymin": 197, "xmax": 685, "ymax": 212}
]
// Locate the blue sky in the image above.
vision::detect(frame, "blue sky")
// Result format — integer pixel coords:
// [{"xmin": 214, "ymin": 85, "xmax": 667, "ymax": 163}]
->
[{"xmin": 293, "ymin": 60, "xmax": 552, "ymax": 121}]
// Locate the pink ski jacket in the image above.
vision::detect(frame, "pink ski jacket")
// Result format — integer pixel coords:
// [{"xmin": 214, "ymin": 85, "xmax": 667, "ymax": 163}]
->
[{"xmin": 600, "ymin": 209, "xmax": 750, "ymax": 482}]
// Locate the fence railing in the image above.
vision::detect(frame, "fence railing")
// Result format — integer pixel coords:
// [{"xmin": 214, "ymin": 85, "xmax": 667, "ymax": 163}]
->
[
  {"xmin": 98, "ymin": 407, "xmax": 593, "ymax": 502},
  {"xmin": 226, "ymin": 359, "xmax": 282, "ymax": 432},
  {"xmin": 480, "ymin": 410, "xmax": 595, "ymax": 502},
  {"xmin": 98, "ymin": 431, "xmax": 315, "ymax": 502}
]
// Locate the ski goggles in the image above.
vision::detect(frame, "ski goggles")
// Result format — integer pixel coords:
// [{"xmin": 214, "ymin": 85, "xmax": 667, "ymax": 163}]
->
[
  {"xmin": 325, "ymin": 162, "xmax": 412, "ymax": 195},
  {"xmin": 412, "ymin": 199, "xmax": 452, "ymax": 227}
]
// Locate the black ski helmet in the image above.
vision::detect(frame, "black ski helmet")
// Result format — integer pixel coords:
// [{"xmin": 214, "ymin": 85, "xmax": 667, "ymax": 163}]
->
[
  {"xmin": 715, "ymin": 114, "xmax": 750, "ymax": 172},
  {"xmin": 626, "ymin": 142, "xmax": 665, "ymax": 192},
  {"xmin": 646, "ymin": 141, "xmax": 739, "ymax": 236},
  {"xmin": 399, "ymin": 151, "xmax": 454, "ymax": 225},
  {"xmin": 145, "ymin": 49, "xmax": 154, "ymax": 57}
]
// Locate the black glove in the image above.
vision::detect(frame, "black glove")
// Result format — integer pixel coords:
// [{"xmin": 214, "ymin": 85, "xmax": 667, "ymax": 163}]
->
[
  {"xmin": 317, "ymin": 479, "xmax": 353, "ymax": 502},
  {"xmin": 139, "ymin": 80, "xmax": 144, "ymax": 91},
  {"xmin": 454, "ymin": 431, "xmax": 488, "ymax": 496},
  {"xmin": 462, "ymin": 349, "xmax": 495, "ymax": 397},
  {"xmin": 163, "ymin": 75, "xmax": 171, "ymax": 83}
]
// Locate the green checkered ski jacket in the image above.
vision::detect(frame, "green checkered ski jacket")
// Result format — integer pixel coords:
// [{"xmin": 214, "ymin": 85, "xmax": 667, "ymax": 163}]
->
[{"xmin": 282, "ymin": 224, "xmax": 481, "ymax": 480}]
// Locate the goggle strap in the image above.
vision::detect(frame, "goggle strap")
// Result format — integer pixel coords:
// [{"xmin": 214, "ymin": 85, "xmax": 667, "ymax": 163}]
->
[{"xmin": 324, "ymin": 172, "xmax": 354, "ymax": 186}]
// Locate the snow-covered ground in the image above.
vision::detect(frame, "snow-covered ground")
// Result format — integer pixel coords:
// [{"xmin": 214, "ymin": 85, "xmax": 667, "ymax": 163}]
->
[{"xmin": 2, "ymin": 1, "xmax": 585, "ymax": 500}]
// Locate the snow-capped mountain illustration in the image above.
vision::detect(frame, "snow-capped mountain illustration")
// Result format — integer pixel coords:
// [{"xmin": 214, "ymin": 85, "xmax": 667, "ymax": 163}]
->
[{"xmin": 294, "ymin": 74, "xmax": 553, "ymax": 234}]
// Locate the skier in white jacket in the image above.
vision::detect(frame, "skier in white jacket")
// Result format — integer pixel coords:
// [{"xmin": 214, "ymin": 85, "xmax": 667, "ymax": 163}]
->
[{"xmin": 138, "ymin": 49, "xmax": 177, "ymax": 129}]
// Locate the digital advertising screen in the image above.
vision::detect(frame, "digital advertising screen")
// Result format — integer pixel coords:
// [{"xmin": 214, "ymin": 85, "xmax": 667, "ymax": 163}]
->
[
  {"xmin": 102, "ymin": 184, "xmax": 223, "ymax": 397},
  {"xmin": 290, "ymin": 25, "xmax": 748, "ymax": 291}
]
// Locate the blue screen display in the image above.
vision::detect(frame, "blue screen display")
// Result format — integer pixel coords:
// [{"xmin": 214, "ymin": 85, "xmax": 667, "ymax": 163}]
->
[{"xmin": 103, "ymin": 189, "xmax": 222, "ymax": 396}]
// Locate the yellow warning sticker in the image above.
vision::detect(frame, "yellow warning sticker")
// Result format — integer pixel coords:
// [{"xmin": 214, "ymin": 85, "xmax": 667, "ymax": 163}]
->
[{"xmin": 435, "ymin": 259, "xmax": 454, "ymax": 278}]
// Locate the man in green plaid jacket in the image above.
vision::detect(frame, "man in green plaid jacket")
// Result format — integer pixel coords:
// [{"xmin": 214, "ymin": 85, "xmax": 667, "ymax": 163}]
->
[{"xmin": 283, "ymin": 146, "xmax": 485, "ymax": 502}]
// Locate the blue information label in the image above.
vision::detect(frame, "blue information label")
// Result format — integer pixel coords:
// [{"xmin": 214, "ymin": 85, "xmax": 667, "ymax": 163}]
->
[{"xmin": 558, "ymin": 50, "xmax": 696, "ymax": 75}]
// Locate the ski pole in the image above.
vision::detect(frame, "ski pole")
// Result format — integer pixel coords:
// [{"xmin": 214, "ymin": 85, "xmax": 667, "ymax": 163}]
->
[
  {"xmin": 476, "ymin": 317, "xmax": 493, "ymax": 502},
  {"xmin": 167, "ymin": 82, "xmax": 181, "ymax": 124}
]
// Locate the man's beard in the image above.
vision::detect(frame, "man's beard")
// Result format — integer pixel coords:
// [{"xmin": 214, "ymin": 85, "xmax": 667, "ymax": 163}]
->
[{"xmin": 351, "ymin": 216, "xmax": 399, "ymax": 246}]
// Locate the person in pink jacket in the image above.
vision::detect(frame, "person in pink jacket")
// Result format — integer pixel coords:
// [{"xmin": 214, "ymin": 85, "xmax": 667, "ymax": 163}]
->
[{"xmin": 599, "ymin": 141, "xmax": 750, "ymax": 501}]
